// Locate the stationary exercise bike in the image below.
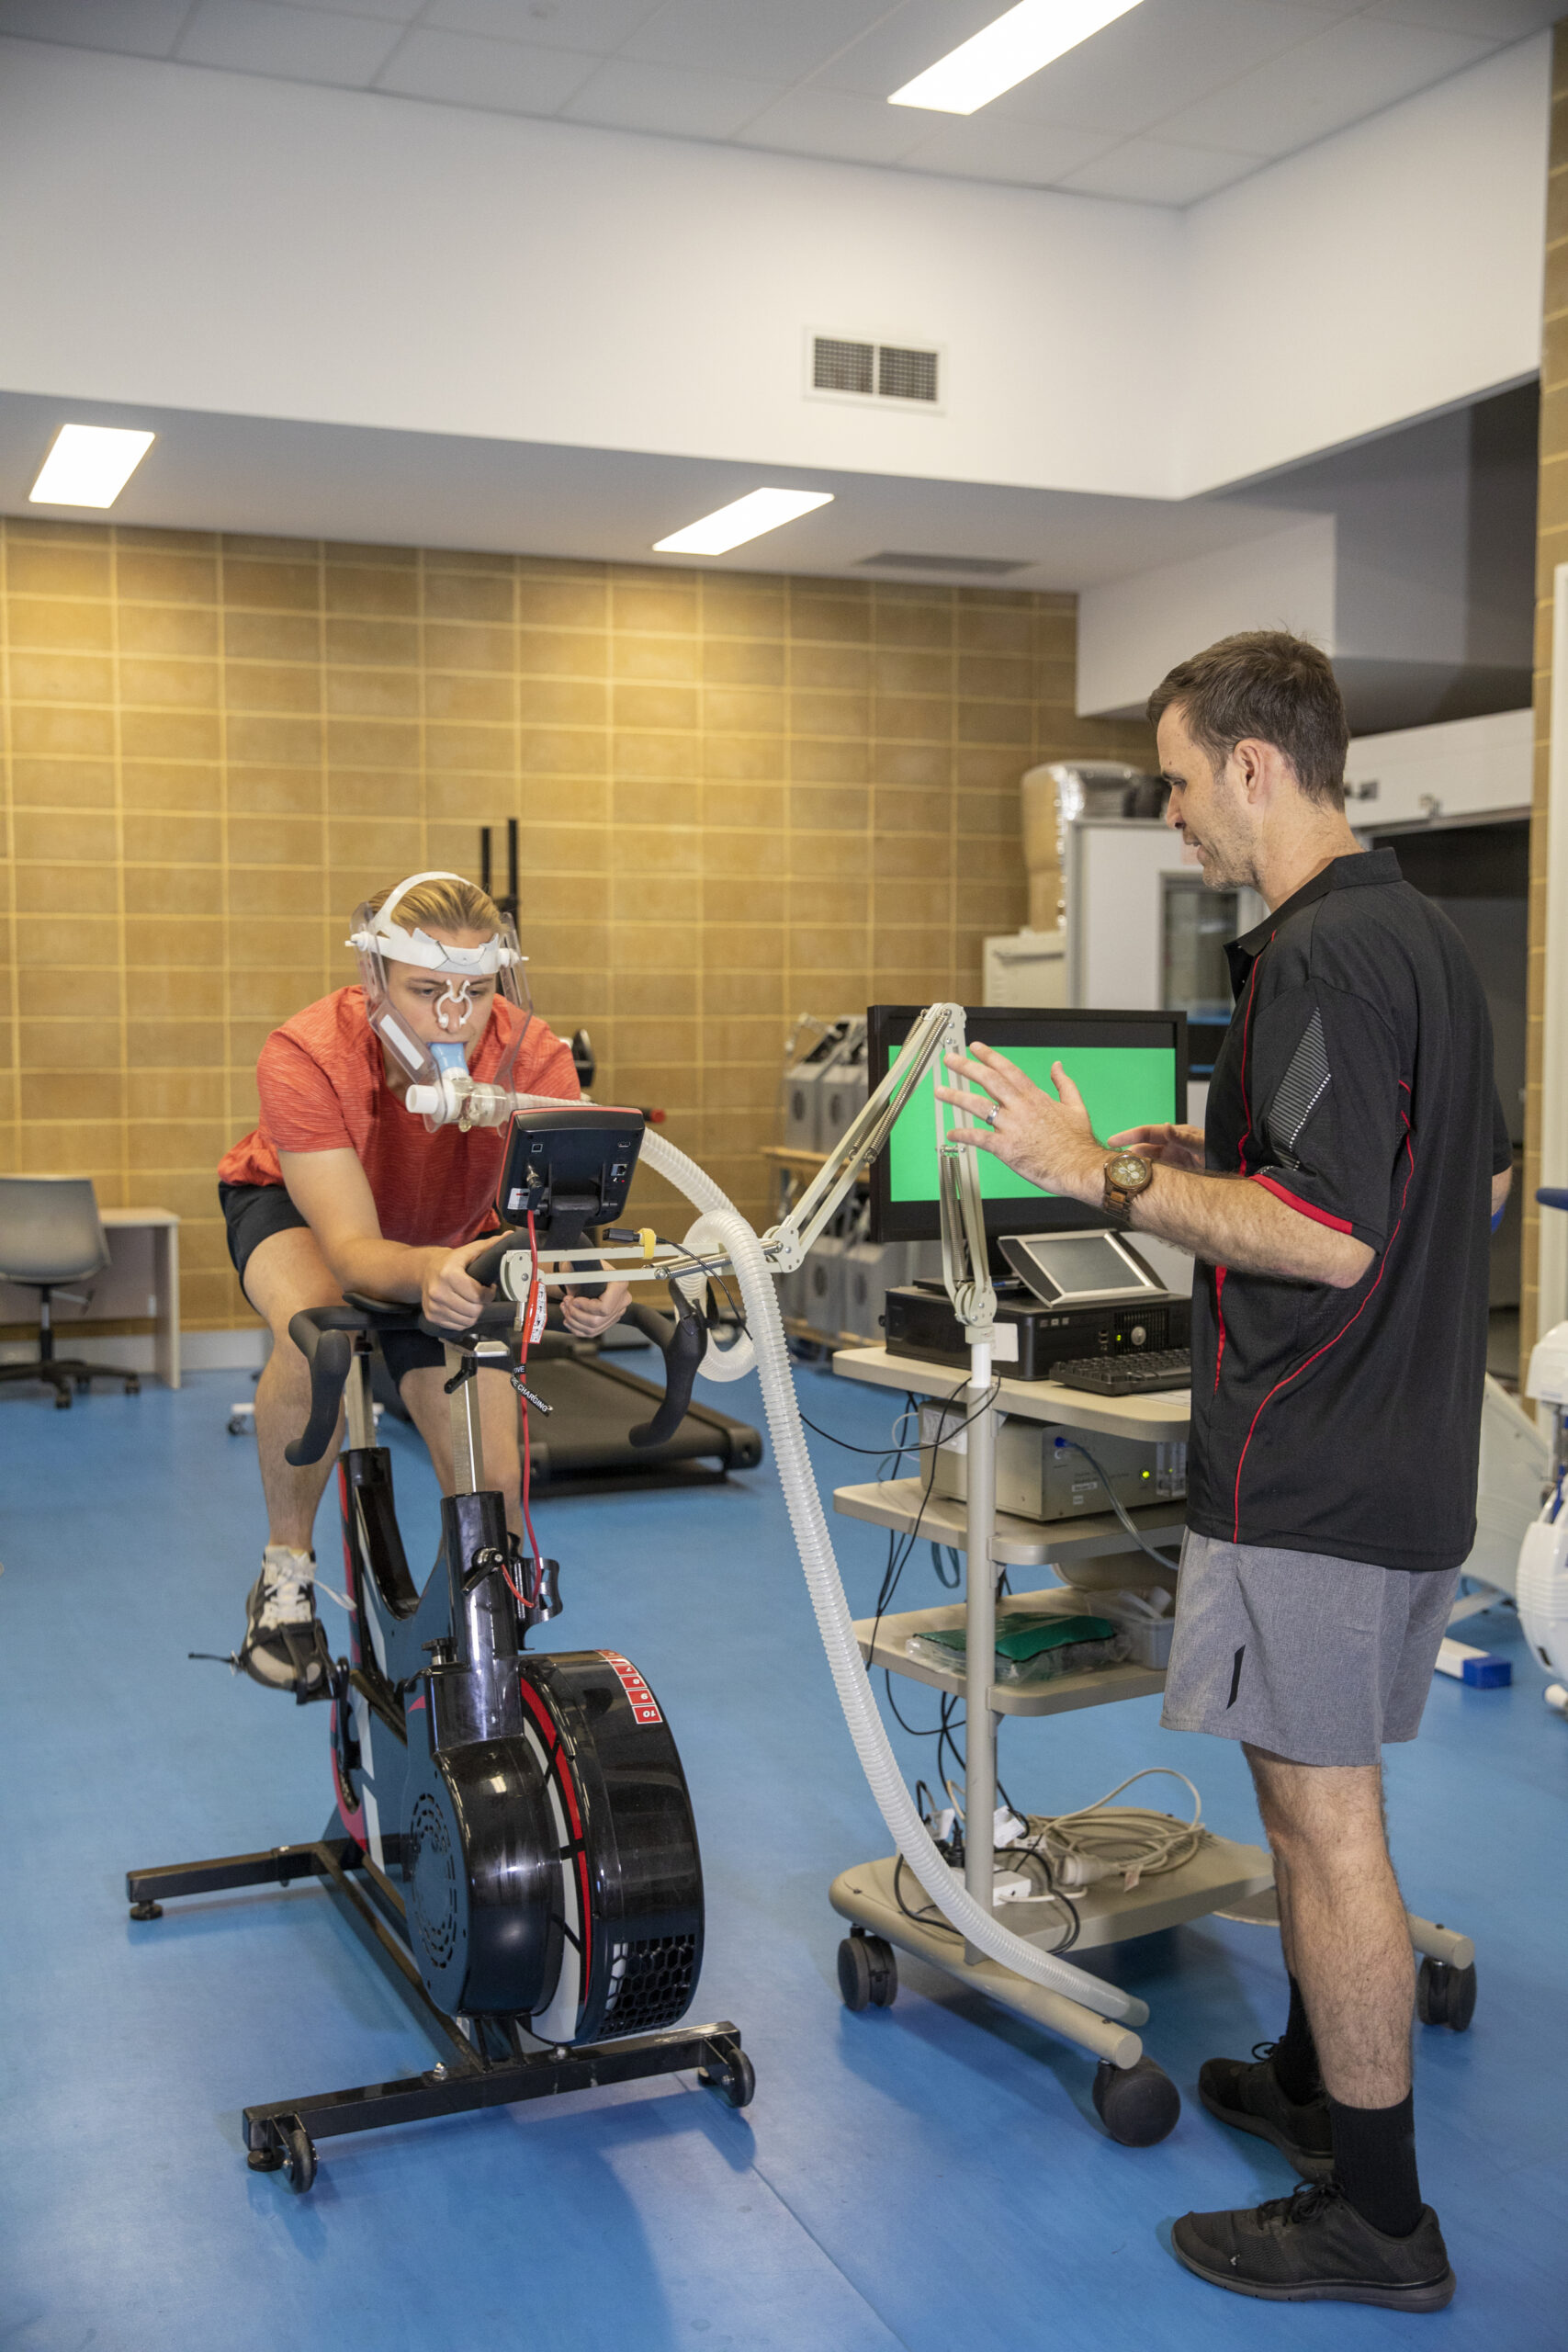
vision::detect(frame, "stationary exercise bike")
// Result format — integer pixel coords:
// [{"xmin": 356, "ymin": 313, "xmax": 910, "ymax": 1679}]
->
[{"xmin": 128, "ymin": 1107, "xmax": 752, "ymax": 2192}]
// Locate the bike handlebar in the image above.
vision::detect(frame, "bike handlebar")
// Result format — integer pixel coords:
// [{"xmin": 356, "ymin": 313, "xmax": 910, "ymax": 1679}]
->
[
  {"xmin": 283, "ymin": 1307, "xmax": 365, "ymax": 1465},
  {"xmin": 283, "ymin": 1275, "xmax": 707, "ymax": 1466},
  {"xmin": 623, "ymin": 1287, "xmax": 707, "ymax": 1449}
]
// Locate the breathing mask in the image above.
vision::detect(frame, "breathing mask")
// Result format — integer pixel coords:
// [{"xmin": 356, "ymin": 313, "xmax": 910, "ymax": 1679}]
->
[{"xmin": 347, "ymin": 872, "xmax": 531, "ymax": 1125}]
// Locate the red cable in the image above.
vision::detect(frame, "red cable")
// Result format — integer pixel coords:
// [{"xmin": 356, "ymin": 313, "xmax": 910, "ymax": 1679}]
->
[{"xmin": 518, "ymin": 1209, "xmax": 545, "ymax": 1597}]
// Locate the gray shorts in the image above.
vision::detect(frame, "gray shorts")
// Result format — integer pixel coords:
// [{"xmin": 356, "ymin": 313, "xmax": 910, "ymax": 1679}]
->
[{"xmin": 1159, "ymin": 1530, "xmax": 1461, "ymax": 1769}]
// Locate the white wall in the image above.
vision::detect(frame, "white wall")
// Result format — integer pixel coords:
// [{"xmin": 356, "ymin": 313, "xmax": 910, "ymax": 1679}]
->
[
  {"xmin": 1178, "ymin": 37, "xmax": 1550, "ymax": 497},
  {"xmin": 0, "ymin": 32, "xmax": 1550, "ymax": 514},
  {"xmin": 0, "ymin": 39, "xmax": 1178, "ymax": 500},
  {"xmin": 1077, "ymin": 516, "xmax": 1337, "ymax": 717}
]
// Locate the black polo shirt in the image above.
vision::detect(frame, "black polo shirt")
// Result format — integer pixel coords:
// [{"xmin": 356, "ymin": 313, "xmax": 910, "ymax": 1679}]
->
[{"xmin": 1186, "ymin": 848, "xmax": 1510, "ymax": 1573}]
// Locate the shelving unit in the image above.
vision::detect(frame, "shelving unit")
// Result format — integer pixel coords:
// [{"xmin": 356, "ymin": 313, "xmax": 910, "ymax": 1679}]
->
[{"xmin": 824, "ymin": 1340, "xmax": 1477, "ymax": 2126}]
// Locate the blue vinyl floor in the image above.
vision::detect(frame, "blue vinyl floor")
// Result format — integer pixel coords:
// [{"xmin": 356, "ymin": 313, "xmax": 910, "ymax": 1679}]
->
[{"xmin": 2, "ymin": 1354, "xmax": 1565, "ymax": 2351}]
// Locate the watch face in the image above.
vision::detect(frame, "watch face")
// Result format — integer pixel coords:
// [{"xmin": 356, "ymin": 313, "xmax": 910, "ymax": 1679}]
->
[{"xmin": 1108, "ymin": 1152, "xmax": 1151, "ymax": 1188}]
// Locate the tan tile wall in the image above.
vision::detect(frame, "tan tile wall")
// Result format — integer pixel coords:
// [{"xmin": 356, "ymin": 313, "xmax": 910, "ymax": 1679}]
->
[
  {"xmin": 0, "ymin": 515, "xmax": 1151, "ymax": 1333},
  {"xmin": 1524, "ymin": 19, "xmax": 1568, "ymax": 1377}
]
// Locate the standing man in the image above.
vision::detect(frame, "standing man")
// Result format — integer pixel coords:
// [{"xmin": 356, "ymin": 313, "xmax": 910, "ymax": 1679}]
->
[{"xmin": 938, "ymin": 631, "xmax": 1509, "ymax": 2312}]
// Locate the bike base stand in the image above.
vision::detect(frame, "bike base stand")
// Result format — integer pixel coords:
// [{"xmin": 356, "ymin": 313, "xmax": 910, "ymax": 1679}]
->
[{"xmin": 125, "ymin": 1820, "xmax": 752, "ymax": 2193}]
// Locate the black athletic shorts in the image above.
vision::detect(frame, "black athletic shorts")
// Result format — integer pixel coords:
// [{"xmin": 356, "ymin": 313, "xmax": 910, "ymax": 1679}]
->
[{"xmin": 219, "ymin": 1179, "xmax": 446, "ymax": 1386}]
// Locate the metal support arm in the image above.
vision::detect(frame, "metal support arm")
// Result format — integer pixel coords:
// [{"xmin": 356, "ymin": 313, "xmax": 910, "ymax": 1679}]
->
[{"xmin": 758, "ymin": 1001, "xmax": 997, "ymax": 1334}]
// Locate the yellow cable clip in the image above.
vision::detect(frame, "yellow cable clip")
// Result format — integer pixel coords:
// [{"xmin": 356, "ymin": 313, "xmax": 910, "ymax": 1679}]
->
[{"xmin": 639, "ymin": 1227, "xmax": 657, "ymax": 1260}]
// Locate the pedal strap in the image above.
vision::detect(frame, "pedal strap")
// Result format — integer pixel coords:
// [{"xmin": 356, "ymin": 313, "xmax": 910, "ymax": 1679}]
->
[{"xmin": 280, "ymin": 1619, "xmax": 336, "ymax": 1706}]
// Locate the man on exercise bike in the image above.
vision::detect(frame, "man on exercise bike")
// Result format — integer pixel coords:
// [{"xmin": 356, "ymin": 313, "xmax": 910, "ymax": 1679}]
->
[{"xmin": 217, "ymin": 871, "xmax": 629, "ymax": 1692}]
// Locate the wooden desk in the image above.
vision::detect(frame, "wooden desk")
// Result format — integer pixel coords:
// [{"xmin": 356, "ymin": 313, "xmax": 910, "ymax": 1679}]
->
[
  {"xmin": 0, "ymin": 1208, "xmax": 181, "ymax": 1389},
  {"xmin": 102, "ymin": 1210, "xmax": 181, "ymax": 1389}
]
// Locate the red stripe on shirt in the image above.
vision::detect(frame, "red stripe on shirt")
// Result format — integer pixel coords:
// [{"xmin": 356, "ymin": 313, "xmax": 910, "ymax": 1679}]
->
[
  {"xmin": 1248, "ymin": 1172, "xmax": 1355, "ymax": 1235},
  {"xmin": 1231, "ymin": 1107, "xmax": 1415, "ymax": 1541}
]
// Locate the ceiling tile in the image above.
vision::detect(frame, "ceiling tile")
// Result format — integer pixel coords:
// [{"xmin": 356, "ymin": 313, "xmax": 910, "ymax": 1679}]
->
[
  {"xmin": 375, "ymin": 25, "xmax": 600, "ymax": 111},
  {"xmin": 176, "ymin": 0, "xmax": 403, "ymax": 83},
  {"xmin": 895, "ymin": 115, "xmax": 1117, "ymax": 190},
  {"xmin": 619, "ymin": 0, "xmax": 897, "ymax": 86},
  {"xmin": 0, "ymin": 0, "xmax": 190, "ymax": 55},
  {"xmin": 825, "ymin": 0, "xmax": 1337, "ymax": 140},
  {"xmin": 560, "ymin": 56, "xmax": 783, "ymax": 140},
  {"xmin": 1363, "ymin": 0, "xmax": 1560, "ymax": 37},
  {"xmin": 733, "ymin": 84, "xmax": 932, "ymax": 168},
  {"xmin": 1155, "ymin": 12, "xmax": 1495, "ymax": 155},
  {"xmin": 989, "ymin": 0, "xmax": 1345, "ymax": 132},
  {"xmin": 1060, "ymin": 134, "xmax": 1268, "ymax": 206},
  {"xmin": 422, "ymin": 0, "xmax": 664, "ymax": 49}
]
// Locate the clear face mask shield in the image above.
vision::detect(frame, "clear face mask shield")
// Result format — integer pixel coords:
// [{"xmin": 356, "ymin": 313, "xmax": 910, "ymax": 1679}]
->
[{"xmin": 347, "ymin": 872, "xmax": 533, "ymax": 1130}]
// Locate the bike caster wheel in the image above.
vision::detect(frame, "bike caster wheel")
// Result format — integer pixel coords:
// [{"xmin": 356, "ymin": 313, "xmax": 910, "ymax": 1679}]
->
[
  {"xmin": 1417, "ymin": 1956, "xmax": 1476, "ymax": 2031},
  {"xmin": 699, "ymin": 2049, "xmax": 755, "ymax": 2110},
  {"xmin": 129, "ymin": 1900, "xmax": 163, "ymax": 1920},
  {"xmin": 124, "ymin": 1377, "xmax": 141, "ymax": 1396},
  {"xmin": 52, "ymin": 1389, "xmax": 71, "ymax": 1410},
  {"xmin": 838, "ymin": 1931, "xmax": 897, "ymax": 2012},
  {"xmin": 1092, "ymin": 2055, "xmax": 1180, "ymax": 2147},
  {"xmin": 279, "ymin": 2120, "xmax": 316, "ymax": 2193}
]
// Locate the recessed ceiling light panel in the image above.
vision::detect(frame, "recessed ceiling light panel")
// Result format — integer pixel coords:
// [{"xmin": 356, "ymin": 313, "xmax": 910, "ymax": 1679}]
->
[
  {"xmin": 654, "ymin": 488, "xmax": 833, "ymax": 557},
  {"xmin": 29, "ymin": 424, "xmax": 155, "ymax": 508},
  {"xmin": 889, "ymin": 0, "xmax": 1144, "ymax": 118}
]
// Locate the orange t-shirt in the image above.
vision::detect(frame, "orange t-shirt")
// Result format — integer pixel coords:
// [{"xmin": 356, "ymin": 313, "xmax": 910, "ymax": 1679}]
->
[{"xmin": 218, "ymin": 989, "xmax": 581, "ymax": 1250}]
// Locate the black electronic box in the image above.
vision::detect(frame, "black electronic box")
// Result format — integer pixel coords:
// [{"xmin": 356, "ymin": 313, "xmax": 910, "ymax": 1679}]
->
[{"xmin": 882, "ymin": 1281, "xmax": 1190, "ymax": 1382}]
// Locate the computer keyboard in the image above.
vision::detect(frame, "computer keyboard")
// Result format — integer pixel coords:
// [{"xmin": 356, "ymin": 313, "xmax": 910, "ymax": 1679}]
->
[{"xmin": 1052, "ymin": 1348, "xmax": 1190, "ymax": 1396}]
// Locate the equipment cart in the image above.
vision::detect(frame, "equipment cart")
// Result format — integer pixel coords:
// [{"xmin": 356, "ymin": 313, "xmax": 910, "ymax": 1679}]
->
[{"xmin": 825, "ymin": 1342, "xmax": 1479, "ymax": 2144}]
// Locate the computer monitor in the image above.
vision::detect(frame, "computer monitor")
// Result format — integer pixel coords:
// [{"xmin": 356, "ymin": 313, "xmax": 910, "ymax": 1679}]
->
[{"xmin": 865, "ymin": 1004, "xmax": 1187, "ymax": 1246}]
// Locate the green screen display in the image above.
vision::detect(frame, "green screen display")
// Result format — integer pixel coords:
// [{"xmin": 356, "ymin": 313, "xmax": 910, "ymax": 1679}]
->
[{"xmin": 886, "ymin": 1043, "xmax": 1178, "ymax": 1204}]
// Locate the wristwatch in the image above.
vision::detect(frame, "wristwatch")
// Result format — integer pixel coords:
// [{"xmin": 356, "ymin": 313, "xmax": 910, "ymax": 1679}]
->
[{"xmin": 1101, "ymin": 1149, "xmax": 1154, "ymax": 1227}]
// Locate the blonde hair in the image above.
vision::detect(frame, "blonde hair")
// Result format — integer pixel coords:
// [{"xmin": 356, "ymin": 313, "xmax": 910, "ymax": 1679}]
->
[{"xmin": 365, "ymin": 875, "xmax": 504, "ymax": 936}]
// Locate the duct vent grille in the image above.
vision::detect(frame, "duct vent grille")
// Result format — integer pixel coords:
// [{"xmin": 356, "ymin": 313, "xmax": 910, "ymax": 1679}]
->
[
  {"xmin": 810, "ymin": 334, "xmax": 942, "ymax": 406},
  {"xmin": 877, "ymin": 345, "xmax": 939, "ymax": 403},
  {"xmin": 855, "ymin": 551, "xmax": 1030, "ymax": 577}
]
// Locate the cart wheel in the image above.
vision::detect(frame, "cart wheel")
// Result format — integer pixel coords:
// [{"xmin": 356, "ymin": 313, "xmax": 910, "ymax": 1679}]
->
[
  {"xmin": 129, "ymin": 1899, "xmax": 163, "ymax": 1920},
  {"xmin": 1092, "ymin": 2056, "xmax": 1181, "ymax": 2146},
  {"xmin": 124, "ymin": 1377, "xmax": 141, "ymax": 1396},
  {"xmin": 700, "ymin": 2049, "xmax": 755, "ymax": 2110},
  {"xmin": 227, "ymin": 1418, "xmax": 245, "ymax": 1435},
  {"xmin": 52, "ymin": 1388, "xmax": 72, "ymax": 1410},
  {"xmin": 279, "ymin": 2120, "xmax": 316, "ymax": 2193},
  {"xmin": 863, "ymin": 1934, "xmax": 897, "ymax": 2007},
  {"xmin": 837, "ymin": 1935, "xmax": 874, "ymax": 2012},
  {"xmin": 1416, "ymin": 1956, "xmax": 1476, "ymax": 2032},
  {"xmin": 75, "ymin": 1376, "xmax": 92, "ymax": 1395}
]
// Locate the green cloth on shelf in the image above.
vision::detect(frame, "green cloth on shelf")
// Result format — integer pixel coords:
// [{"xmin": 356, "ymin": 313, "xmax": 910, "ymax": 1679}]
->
[{"xmin": 913, "ymin": 1612, "xmax": 1115, "ymax": 1667}]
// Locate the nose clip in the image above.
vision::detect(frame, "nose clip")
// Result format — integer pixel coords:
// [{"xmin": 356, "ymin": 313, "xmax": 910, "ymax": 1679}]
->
[{"xmin": 434, "ymin": 978, "xmax": 476, "ymax": 1033}]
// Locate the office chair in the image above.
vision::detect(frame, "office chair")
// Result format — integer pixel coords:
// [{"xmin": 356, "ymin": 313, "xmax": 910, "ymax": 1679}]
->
[{"xmin": 0, "ymin": 1176, "xmax": 141, "ymax": 1408}]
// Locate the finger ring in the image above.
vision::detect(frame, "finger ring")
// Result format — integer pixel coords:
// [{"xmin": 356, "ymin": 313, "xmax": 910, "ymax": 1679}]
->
[{"xmin": 982, "ymin": 1103, "xmax": 998, "ymax": 1127}]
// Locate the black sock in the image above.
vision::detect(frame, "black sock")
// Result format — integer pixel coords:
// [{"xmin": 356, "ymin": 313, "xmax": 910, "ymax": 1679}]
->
[
  {"xmin": 1271, "ymin": 1973, "xmax": 1322, "ymax": 2106},
  {"xmin": 1328, "ymin": 2091, "xmax": 1423, "ymax": 2238}
]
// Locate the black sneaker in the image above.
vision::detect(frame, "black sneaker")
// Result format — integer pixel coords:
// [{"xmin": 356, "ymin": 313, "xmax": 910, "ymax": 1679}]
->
[
  {"xmin": 239, "ymin": 1551, "xmax": 328, "ymax": 1695},
  {"xmin": 1199, "ymin": 2043, "xmax": 1334, "ymax": 2182},
  {"xmin": 1173, "ymin": 2182, "xmax": 1455, "ymax": 2310}
]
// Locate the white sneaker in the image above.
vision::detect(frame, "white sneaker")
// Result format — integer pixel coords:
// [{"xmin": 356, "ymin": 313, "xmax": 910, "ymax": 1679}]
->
[{"xmin": 239, "ymin": 1547, "xmax": 325, "ymax": 1692}]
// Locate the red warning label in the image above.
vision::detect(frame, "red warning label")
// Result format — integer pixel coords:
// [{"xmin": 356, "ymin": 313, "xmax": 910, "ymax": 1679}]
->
[{"xmin": 600, "ymin": 1650, "xmax": 663, "ymax": 1725}]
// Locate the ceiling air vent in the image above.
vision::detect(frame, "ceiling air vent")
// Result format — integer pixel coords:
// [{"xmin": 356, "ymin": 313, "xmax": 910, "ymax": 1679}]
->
[
  {"xmin": 813, "ymin": 336, "xmax": 875, "ymax": 397},
  {"xmin": 854, "ymin": 552, "xmax": 1031, "ymax": 577},
  {"xmin": 877, "ymin": 345, "xmax": 939, "ymax": 404},
  {"xmin": 809, "ymin": 334, "xmax": 942, "ymax": 408}
]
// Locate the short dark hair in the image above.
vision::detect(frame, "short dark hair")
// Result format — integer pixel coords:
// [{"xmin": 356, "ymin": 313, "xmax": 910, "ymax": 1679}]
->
[{"xmin": 1146, "ymin": 630, "xmax": 1348, "ymax": 809}]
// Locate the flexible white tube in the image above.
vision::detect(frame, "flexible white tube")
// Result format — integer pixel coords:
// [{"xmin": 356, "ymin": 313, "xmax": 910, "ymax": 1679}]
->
[{"xmin": 639, "ymin": 1128, "xmax": 1146, "ymax": 2028}]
